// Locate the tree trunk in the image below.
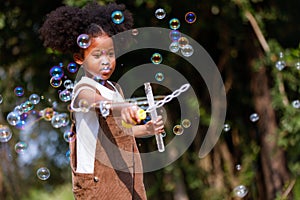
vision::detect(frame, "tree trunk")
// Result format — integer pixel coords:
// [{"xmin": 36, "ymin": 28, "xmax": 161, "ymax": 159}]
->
[{"xmin": 250, "ymin": 64, "xmax": 290, "ymax": 200}]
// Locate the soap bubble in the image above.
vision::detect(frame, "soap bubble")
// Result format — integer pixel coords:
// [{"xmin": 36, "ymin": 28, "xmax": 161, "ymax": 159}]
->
[
  {"xmin": 63, "ymin": 80, "xmax": 73, "ymax": 89},
  {"xmin": 185, "ymin": 12, "xmax": 197, "ymax": 24},
  {"xmin": 236, "ymin": 164, "xmax": 242, "ymax": 171},
  {"xmin": 79, "ymin": 99, "xmax": 90, "ymax": 113},
  {"xmin": 223, "ymin": 124, "xmax": 231, "ymax": 132},
  {"xmin": 173, "ymin": 124, "xmax": 184, "ymax": 135},
  {"xmin": 169, "ymin": 30, "xmax": 181, "ymax": 41},
  {"xmin": 58, "ymin": 113, "xmax": 69, "ymax": 127},
  {"xmin": 295, "ymin": 62, "xmax": 300, "ymax": 70},
  {"xmin": 151, "ymin": 53, "xmax": 162, "ymax": 64},
  {"xmin": 275, "ymin": 60, "xmax": 285, "ymax": 71},
  {"xmin": 29, "ymin": 94, "xmax": 40, "ymax": 104},
  {"xmin": 169, "ymin": 18, "xmax": 180, "ymax": 30},
  {"xmin": 59, "ymin": 89, "xmax": 72, "ymax": 102},
  {"xmin": 111, "ymin": 10, "xmax": 124, "ymax": 24},
  {"xmin": 178, "ymin": 37, "xmax": 189, "ymax": 48},
  {"xmin": 181, "ymin": 44, "xmax": 194, "ymax": 57},
  {"xmin": 7, "ymin": 112, "xmax": 20, "ymax": 126},
  {"xmin": 249, "ymin": 113, "xmax": 259, "ymax": 122},
  {"xmin": 49, "ymin": 65, "xmax": 64, "ymax": 79},
  {"xmin": 155, "ymin": 8, "xmax": 166, "ymax": 19},
  {"xmin": 66, "ymin": 149, "xmax": 70, "ymax": 160},
  {"xmin": 51, "ymin": 113, "xmax": 69, "ymax": 128},
  {"xmin": 14, "ymin": 86, "xmax": 24, "ymax": 97},
  {"xmin": 292, "ymin": 100, "xmax": 300, "ymax": 108},
  {"xmin": 67, "ymin": 62, "xmax": 78, "ymax": 73},
  {"xmin": 21, "ymin": 101, "xmax": 34, "ymax": 113},
  {"xmin": 41, "ymin": 107, "xmax": 54, "ymax": 121},
  {"xmin": 63, "ymin": 130, "xmax": 76, "ymax": 142},
  {"xmin": 77, "ymin": 34, "xmax": 91, "ymax": 49},
  {"xmin": 36, "ymin": 167, "xmax": 50, "ymax": 181},
  {"xmin": 50, "ymin": 77, "xmax": 62, "ymax": 88},
  {"xmin": 181, "ymin": 119, "xmax": 191, "ymax": 128},
  {"xmin": 155, "ymin": 72, "xmax": 164, "ymax": 82},
  {"xmin": 169, "ymin": 41, "xmax": 180, "ymax": 53},
  {"xmin": 233, "ymin": 185, "xmax": 248, "ymax": 198},
  {"xmin": 0, "ymin": 125, "xmax": 12, "ymax": 142},
  {"xmin": 15, "ymin": 141, "xmax": 28, "ymax": 154},
  {"xmin": 131, "ymin": 29, "xmax": 139, "ymax": 36}
]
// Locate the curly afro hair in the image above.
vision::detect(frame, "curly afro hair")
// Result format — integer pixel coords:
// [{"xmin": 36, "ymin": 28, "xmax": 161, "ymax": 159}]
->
[{"xmin": 39, "ymin": 2, "xmax": 133, "ymax": 54}]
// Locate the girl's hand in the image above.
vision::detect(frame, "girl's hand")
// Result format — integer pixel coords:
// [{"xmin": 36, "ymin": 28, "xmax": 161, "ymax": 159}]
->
[
  {"xmin": 121, "ymin": 105, "xmax": 141, "ymax": 125},
  {"xmin": 145, "ymin": 115, "xmax": 165, "ymax": 135}
]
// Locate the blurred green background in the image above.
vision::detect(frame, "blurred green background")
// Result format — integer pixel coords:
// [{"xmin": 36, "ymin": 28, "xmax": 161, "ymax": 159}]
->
[{"xmin": 0, "ymin": 0, "xmax": 299, "ymax": 199}]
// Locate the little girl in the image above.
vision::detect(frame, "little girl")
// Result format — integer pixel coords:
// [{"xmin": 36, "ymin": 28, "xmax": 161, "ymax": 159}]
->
[{"xmin": 39, "ymin": 2, "xmax": 164, "ymax": 200}]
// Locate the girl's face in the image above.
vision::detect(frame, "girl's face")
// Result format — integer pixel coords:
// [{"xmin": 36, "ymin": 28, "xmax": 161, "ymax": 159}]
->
[{"xmin": 75, "ymin": 35, "xmax": 116, "ymax": 81}]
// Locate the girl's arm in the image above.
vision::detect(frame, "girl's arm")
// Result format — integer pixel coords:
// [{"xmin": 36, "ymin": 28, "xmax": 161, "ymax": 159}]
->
[{"xmin": 132, "ymin": 115, "xmax": 165, "ymax": 137}]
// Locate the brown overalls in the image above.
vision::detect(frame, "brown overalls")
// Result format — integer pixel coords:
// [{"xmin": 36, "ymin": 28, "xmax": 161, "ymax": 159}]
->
[{"xmin": 69, "ymin": 78, "xmax": 147, "ymax": 200}]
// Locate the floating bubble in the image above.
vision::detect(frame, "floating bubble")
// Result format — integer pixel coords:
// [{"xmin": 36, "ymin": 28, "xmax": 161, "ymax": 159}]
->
[
  {"xmin": 51, "ymin": 114, "xmax": 62, "ymax": 128},
  {"xmin": 14, "ymin": 105, "xmax": 23, "ymax": 115},
  {"xmin": 41, "ymin": 107, "xmax": 54, "ymax": 121},
  {"xmin": 29, "ymin": 94, "xmax": 40, "ymax": 104},
  {"xmin": 15, "ymin": 120, "xmax": 26, "ymax": 130},
  {"xmin": 249, "ymin": 113, "xmax": 259, "ymax": 122},
  {"xmin": 151, "ymin": 53, "xmax": 162, "ymax": 64},
  {"xmin": 292, "ymin": 100, "xmax": 300, "ymax": 108},
  {"xmin": 211, "ymin": 5, "xmax": 220, "ymax": 15},
  {"xmin": 178, "ymin": 37, "xmax": 189, "ymax": 48},
  {"xmin": 67, "ymin": 62, "xmax": 78, "ymax": 73},
  {"xmin": 59, "ymin": 89, "xmax": 72, "ymax": 102},
  {"xmin": 233, "ymin": 185, "xmax": 248, "ymax": 198},
  {"xmin": 0, "ymin": 125, "xmax": 12, "ymax": 142},
  {"xmin": 295, "ymin": 62, "xmax": 300, "ymax": 70},
  {"xmin": 173, "ymin": 124, "xmax": 184, "ymax": 135},
  {"xmin": 21, "ymin": 101, "xmax": 34, "ymax": 113},
  {"xmin": 15, "ymin": 141, "xmax": 28, "ymax": 154},
  {"xmin": 275, "ymin": 60, "xmax": 285, "ymax": 71},
  {"xmin": 236, "ymin": 164, "xmax": 242, "ymax": 171},
  {"xmin": 155, "ymin": 8, "xmax": 166, "ymax": 19},
  {"xmin": 0, "ymin": 94, "xmax": 3, "ymax": 104},
  {"xmin": 51, "ymin": 113, "xmax": 69, "ymax": 128},
  {"xmin": 49, "ymin": 66, "xmax": 64, "ymax": 79},
  {"xmin": 275, "ymin": 52, "xmax": 285, "ymax": 71},
  {"xmin": 63, "ymin": 130, "xmax": 76, "ymax": 142},
  {"xmin": 66, "ymin": 149, "xmax": 70, "ymax": 160},
  {"xmin": 155, "ymin": 72, "xmax": 164, "ymax": 82},
  {"xmin": 7, "ymin": 112, "xmax": 20, "ymax": 126},
  {"xmin": 169, "ymin": 18, "xmax": 180, "ymax": 30},
  {"xmin": 111, "ymin": 10, "xmax": 124, "ymax": 24},
  {"xmin": 59, "ymin": 113, "xmax": 69, "ymax": 127},
  {"xmin": 181, "ymin": 119, "xmax": 191, "ymax": 128},
  {"xmin": 169, "ymin": 30, "xmax": 181, "ymax": 41},
  {"xmin": 36, "ymin": 167, "xmax": 50, "ymax": 181},
  {"xmin": 77, "ymin": 34, "xmax": 91, "ymax": 49},
  {"xmin": 169, "ymin": 41, "xmax": 180, "ymax": 53},
  {"xmin": 131, "ymin": 29, "xmax": 139, "ymax": 36},
  {"xmin": 63, "ymin": 80, "xmax": 73, "ymax": 89},
  {"xmin": 223, "ymin": 123, "xmax": 231, "ymax": 132},
  {"xmin": 79, "ymin": 99, "xmax": 90, "ymax": 113},
  {"xmin": 185, "ymin": 12, "xmax": 197, "ymax": 24},
  {"xmin": 50, "ymin": 77, "xmax": 62, "ymax": 88},
  {"xmin": 14, "ymin": 86, "xmax": 24, "ymax": 97},
  {"xmin": 181, "ymin": 44, "xmax": 194, "ymax": 57}
]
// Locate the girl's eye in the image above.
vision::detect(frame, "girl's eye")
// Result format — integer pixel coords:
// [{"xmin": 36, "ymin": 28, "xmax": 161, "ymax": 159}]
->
[
  {"xmin": 108, "ymin": 51, "xmax": 115, "ymax": 57},
  {"xmin": 93, "ymin": 54, "xmax": 101, "ymax": 58}
]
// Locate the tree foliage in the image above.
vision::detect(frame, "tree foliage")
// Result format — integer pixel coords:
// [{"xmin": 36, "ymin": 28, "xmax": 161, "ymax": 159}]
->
[{"xmin": 0, "ymin": 0, "xmax": 299, "ymax": 199}]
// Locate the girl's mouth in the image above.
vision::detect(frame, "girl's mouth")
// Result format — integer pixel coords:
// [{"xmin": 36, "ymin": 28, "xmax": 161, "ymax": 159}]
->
[{"xmin": 100, "ymin": 66, "xmax": 111, "ymax": 73}]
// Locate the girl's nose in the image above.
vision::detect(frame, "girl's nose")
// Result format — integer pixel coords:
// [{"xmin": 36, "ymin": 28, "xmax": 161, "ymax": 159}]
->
[{"xmin": 100, "ymin": 55, "xmax": 110, "ymax": 66}]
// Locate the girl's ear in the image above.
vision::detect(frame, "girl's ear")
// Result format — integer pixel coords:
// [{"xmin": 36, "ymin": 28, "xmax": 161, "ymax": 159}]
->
[{"xmin": 73, "ymin": 53, "xmax": 84, "ymax": 65}]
